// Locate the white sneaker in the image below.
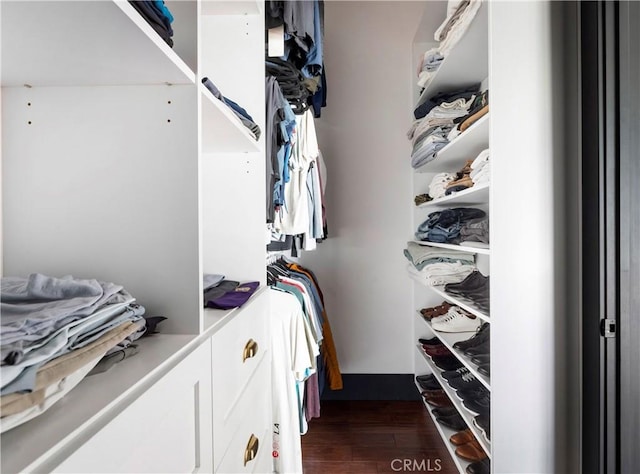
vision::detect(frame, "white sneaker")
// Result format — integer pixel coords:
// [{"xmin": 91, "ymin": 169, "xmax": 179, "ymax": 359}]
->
[{"xmin": 431, "ymin": 307, "xmax": 481, "ymax": 333}]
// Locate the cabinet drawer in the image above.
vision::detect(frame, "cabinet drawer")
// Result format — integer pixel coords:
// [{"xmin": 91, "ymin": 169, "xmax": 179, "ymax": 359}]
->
[
  {"xmin": 53, "ymin": 341, "xmax": 213, "ymax": 473},
  {"xmin": 211, "ymin": 292, "xmax": 269, "ymax": 421},
  {"xmin": 214, "ymin": 351, "xmax": 270, "ymax": 469},
  {"xmin": 217, "ymin": 425, "xmax": 272, "ymax": 474}
]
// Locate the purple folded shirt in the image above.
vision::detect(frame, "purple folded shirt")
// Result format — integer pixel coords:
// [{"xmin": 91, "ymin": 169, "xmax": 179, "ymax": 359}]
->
[{"xmin": 205, "ymin": 281, "xmax": 260, "ymax": 310}]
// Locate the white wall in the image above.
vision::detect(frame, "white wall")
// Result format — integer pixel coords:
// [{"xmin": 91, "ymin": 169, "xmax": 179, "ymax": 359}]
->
[{"xmin": 301, "ymin": 1, "xmax": 426, "ymax": 374}]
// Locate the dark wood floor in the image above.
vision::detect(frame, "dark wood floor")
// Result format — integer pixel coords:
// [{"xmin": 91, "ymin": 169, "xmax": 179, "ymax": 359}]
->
[{"xmin": 301, "ymin": 400, "xmax": 458, "ymax": 473}]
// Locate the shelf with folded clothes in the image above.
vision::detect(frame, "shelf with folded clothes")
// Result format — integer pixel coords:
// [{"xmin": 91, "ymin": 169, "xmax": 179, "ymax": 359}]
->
[
  {"xmin": 1, "ymin": 1, "xmax": 196, "ymax": 87},
  {"xmin": 200, "ymin": 81, "xmax": 261, "ymax": 153},
  {"xmin": 416, "ymin": 312, "xmax": 491, "ymax": 391},
  {"xmin": 201, "ymin": 0, "xmax": 262, "ymax": 16},
  {"xmin": 416, "ymin": 182, "xmax": 490, "ymax": 209},
  {"xmin": 411, "ymin": 240, "xmax": 490, "ymax": 255},
  {"xmin": 415, "ymin": 114, "xmax": 489, "ymax": 173},
  {"xmin": 414, "ymin": 1, "xmax": 488, "ymax": 109},
  {"xmin": 0, "ymin": 332, "xmax": 198, "ymax": 473},
  {"xmin": 415, "ymin": 345, "xmax": 491, "ymax": 457},
  {"xmin": 414, "ymin": 379, "xmax": 472, "ymax": 474}
]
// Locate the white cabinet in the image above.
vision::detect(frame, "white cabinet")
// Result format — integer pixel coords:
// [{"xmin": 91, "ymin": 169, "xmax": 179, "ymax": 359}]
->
[
  {"xmin": 53, "ymin": 341, "xmax": 214, "ymax": 474},
  {"xmin": 1, "ymin": 1, "xmax": 270, "ymax": 472}
]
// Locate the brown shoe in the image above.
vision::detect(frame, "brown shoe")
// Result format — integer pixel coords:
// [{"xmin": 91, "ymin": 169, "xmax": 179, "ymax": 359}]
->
[
  {"xmin": 449, "ymin": 428, "xmax": 475, "ymax": 446},
  {"xmin": 421, "ymin": 301, "xmax": 453, "ymax": 319},
  {"xmin": 422, "ymin": 391, "xmax": 454, "ymax": 408},
  {"xmin": 455, "ymin": 439, "xmax": 488, "ymax": 462}
]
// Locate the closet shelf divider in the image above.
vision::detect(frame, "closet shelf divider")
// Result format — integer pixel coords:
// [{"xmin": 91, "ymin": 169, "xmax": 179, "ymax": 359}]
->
[
  {"xmin": 416, "ymin": 183, "xmax": 490, "ymax": 209},
  {"xmin": 411, "ymin": 240, "xmax": 490, "ymax": 255}
]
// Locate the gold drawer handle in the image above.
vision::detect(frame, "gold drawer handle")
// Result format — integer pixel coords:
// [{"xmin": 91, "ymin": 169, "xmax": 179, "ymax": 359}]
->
[
  {"xmin": 243, "ymin": 434, "xmax": 259, "ymax": 466},
  {"xmin": 242, "ymin": 339, "xmax": 258, "ymax": 362}
]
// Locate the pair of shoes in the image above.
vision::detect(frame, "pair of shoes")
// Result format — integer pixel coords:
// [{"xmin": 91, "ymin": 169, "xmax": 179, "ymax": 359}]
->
[
  {"xmin": 418, "ymin": 337, "xmax": 440, "ymax": 346},
  {"xmin": 416, "ymin": 375, "xmax": 441, "ymax": 391},
  {"xmin": 453, "ymin": 323, "xmax": 490, "ymax": 351},
  {"xmin": 456, "ymin": 439, "xmax": 488, "ymax": 462},
  {"xmin": 436, "ymin": 412, "xmax": 467, "ymax": 431},
  {"xmin": 470, "ymin": 354, "xmax": 490, "ymax": 365},
  {"xmin": 466, "ymin": 458, "xmax": 491, "ymax": 474},
  {"xmin": 473, "ymin": 414, "xmax": 490, "ymax": 441},
  {"xmin": 455, "ymin": 385, "xmax": 489, "ymax": 403},
  {"xmin": 422, "ymin": 344, "xmax": 451, "ymax": 357},
  {"xmin": 442, "ymin": 367, "xmax": 470, "ymax": 381},
  {"xmin": 462, "ymin": 392, "xmax": 490, "ymax": 416},
  {"xmin": 448, "ymin": 372, "xmax": 483, "ymax": 391},
  {"xmin": 420, "ymin": 301, "xmax": 453, "ymax": 320},
  {"xmin": 445, "ymin": 270, "xmax": 488, "ymax": 295},
  {"xmin": 450, "ymin": 428, "xmax": 474, "ymax": 446},
  {"xmin": 477, "ymin": 364, "xmax": 490, "ymax": 377},
  {"xmin": 432, "ymin": 355, "xmax": 464, "ymax": 371},
  {"xmin": 464, "ymin": 339, "xmax": 489, "ymax": 357},
  {"xmin": 423, "ymin": 391, "xmax": 453, "ymax": 408},
  {"xmin": 431, "ymin": 307, "xmax": 481, "ymax": 333},
  {"xmin": 432, "ymin": 406, "xmax": 458, "ymax": 417}
]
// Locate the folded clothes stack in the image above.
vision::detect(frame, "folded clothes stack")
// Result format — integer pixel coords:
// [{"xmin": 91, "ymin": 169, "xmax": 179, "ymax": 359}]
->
[
  {"xmin": 447, "ymin": 90, "xmax": 489, "ymax": 141},
  {"xmin": 415, "ymin": 0, "xmax": 484, "ymax": 91},
  {"xmin": 415, "ymin": 207, "xmax": 486, "ymax": 243},
  {"xmin": 404, "ymin": 242, "xmax": 476, "ymax": 286},
  {"xmin": 470, "ymin": 148, "xmax": 490, "ymax": 186},
  {"xmin": 129, "ymin": 0, "xmax": 174, "ymax": 47},
  {"xmin": 0, "ymin": 274, "xmax": 149, "ymax": 432},
  {"xmin": 444, "ymin": 270, "xmax": 490, "ymax": 312}
]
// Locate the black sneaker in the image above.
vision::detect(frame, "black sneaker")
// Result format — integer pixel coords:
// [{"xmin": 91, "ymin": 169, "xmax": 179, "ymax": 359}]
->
[
  {"xmin": 448, "ymin": 372, "xmax": 483, "ymax": 391},
  {"xmin": 431, "ymin": 355, "xmax": 464, "ymax": 371},
  {"xmin": 466, "ymin": 458, "xmax": 491, "ymax": 474},
  {"xmin": 417, "ymin": 377, "xmax": 441, "ymax": 391},
  {"xmin": 442, "ymin": 367, "xmax": 470, "ymax": 381},
  {"xmin": 431, "ymin": 406, "xmax": 458, "ymax": 417},
  {"xmin": 436, "ymin": 412, "xmax": 467, "ymax": 431},
  {"xmin": 477, "ymin": 364, "xmax": 490, "ymax": 377},
  {"xmin": 456, "ymin": 385, "xmax": 490, "ymax": 402},
  {"xmin": 473, "ymin": 414, "xmax": 490, "ymax": 441},
  {"xmin": 453, "ymin": 323, "xmax": 490, "ymax": 351},
  {"xmin": 462, "ymin": 394, "xmax": 490, "ymax": 416}
]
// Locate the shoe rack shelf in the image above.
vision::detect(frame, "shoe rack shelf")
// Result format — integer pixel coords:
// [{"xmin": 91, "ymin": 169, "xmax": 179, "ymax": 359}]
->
[
  {"xmin": 413, "ymin": 379, "xmax": 474, "ymax": 474},
  {"xmin": 416, "ymin": 345, "xmax": 492, "ymax": 457},
  {"xmin": 411, "ymin": 240, "xmax": 490, "ymax": 255},
  {"xmin": 416, "ymin": 312, "xmax": 491, "ymax": 390},
  {"xmin": 408, "ymin": 271, "xmax": 490, "ymax": 322},
  {"xmin": 416, "ymin": 183, "xmax": 490, "ymax": 209},
  {"xmin": 415, "ymin": 2, "xmax": 488, "ymax": 109}
]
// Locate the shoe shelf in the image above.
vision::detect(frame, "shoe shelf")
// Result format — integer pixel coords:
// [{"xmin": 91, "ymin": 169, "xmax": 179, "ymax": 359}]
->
[
  {"xmin": 416, "ymin": 312, "xmax": 491, "ymax": 391},
  {"xmin": 429, "ymin": 285, "xmax": 490, "ymax": 323},
  {"xmin": 416, "ymin": 345, "xmax": 492, "ymax": 457},
  {"xmin": 414, "ymin": 379, "xmax": 472, "ymax": 474},
  {"xmin": 416, "ymin": 183, "xmax": 490, "ymax": 209},
  {"xmin": 200, "ymin": 83, "xmax": 261, "ymax": 153},
  {"xmin": 411, "ymin": 240, "xmax": 490, "ymax": 256},
  {"xmin": 416, "ymin": 114, "xmax": 489, "ymax": 174},
  {"xmin": 1, "ymin": 1, "xmax": 195, "ymax": 87},
  {"xmin": 415, "ymin": 2, "xmax": 488, "ymax": 110}
]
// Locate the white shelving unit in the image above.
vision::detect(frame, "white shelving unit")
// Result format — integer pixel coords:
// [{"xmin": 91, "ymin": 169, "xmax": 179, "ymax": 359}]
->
[
  {"xmin": 410, "ymin": 4, "xmax": 491, "ymax": 471},
  {"xmin": 411, "ymin": 240, "xmax": 490, "ymax": 255},
  {"xmin": 416, "ymin": 312, "xmax": 491, "ymax": 390},
  {"xmin": 415, "ymin": 1, "xmax": 488, "ymax": 107},
  {"xmin": 416, "ymin": 114, "xmax": 489, "ymax": 173},
  {"xmin": 416, "ymin": 183, "xmax": 490, "ymax": 208},
  {"xmin": 201, "ymin": 0, "xmax": 261, "ymax": 16},
  {"xmin": 416, "ymin": 345, "xmax": 491, "ymax": 456}
]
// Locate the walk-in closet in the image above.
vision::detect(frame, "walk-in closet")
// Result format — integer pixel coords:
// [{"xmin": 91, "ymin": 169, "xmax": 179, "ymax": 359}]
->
[{"xmin": 3, "ymin": 0, "xmax": 637, "ymax": 473}]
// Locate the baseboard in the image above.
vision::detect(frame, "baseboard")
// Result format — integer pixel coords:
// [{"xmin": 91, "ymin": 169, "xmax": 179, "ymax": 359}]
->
[{"xmin": 321, "ymin": 374, "xmax": 421, "ymax": 401}]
